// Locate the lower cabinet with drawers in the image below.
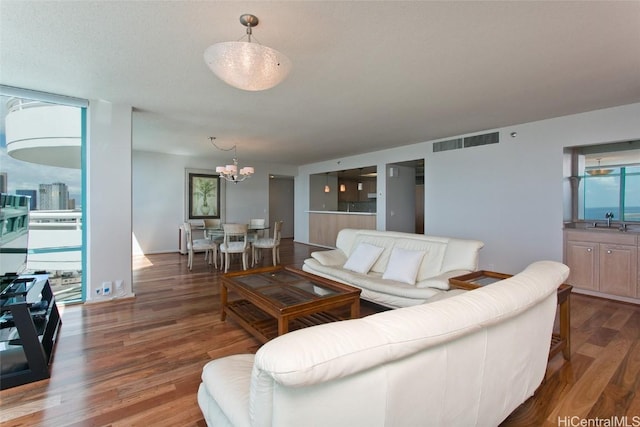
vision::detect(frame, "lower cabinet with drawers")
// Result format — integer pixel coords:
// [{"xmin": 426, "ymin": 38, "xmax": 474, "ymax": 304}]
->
[{"xmin": 564, "ymin": 229, "xmax": 638, "ymax": 300}]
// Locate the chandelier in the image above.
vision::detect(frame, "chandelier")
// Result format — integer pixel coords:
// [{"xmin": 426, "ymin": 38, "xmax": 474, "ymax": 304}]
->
[
  {"xmin": 210, "ymin": 137, "xmax": 254, "ymax": 183},
  {"xmin": 586, "ymin": 158, "xmax": 613, "ymax": 176},
  {"xmin": 203, "ymin": 14, "xmax": 292, "ymax": 91}
]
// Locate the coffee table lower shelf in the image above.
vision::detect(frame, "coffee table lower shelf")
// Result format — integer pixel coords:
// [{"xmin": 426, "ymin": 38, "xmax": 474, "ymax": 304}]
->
[{"xmin": 225, "ymin": 299, "xmax": 346, "ymax": 343}]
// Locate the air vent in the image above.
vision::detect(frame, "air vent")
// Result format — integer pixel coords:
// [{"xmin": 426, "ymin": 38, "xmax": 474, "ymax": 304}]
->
[
  {"xmin": 433, "ymin": 132, "xmax": 499, "ymax": 153},
  {"xmin": 433, "ymin": 138, "xmax": 462, "ymax": 152},
  {"xmin": 463, "ymin": 131, "xmax": 499, "ymax": 148}
]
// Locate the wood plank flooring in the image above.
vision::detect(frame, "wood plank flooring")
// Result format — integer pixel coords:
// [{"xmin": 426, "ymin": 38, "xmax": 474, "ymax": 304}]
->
[{"xmin": 1, "ymin": 238, "xmax": 639, "ymax": 426}]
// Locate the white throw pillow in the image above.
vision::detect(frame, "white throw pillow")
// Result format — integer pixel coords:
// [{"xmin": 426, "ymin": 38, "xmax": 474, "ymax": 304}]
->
[
  {"xmin": 382, "ymin": 247, "xmax": 426, "ymax": 285},
  {"xmin": 343, "ymin": 243, "xmax": 384, "ymax": 274}
]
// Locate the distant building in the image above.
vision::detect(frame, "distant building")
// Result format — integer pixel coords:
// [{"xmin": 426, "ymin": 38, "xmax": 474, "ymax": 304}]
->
[
  {"xmin": 16, "ymin": 189, "xmax": 37, "ymax": 210},
  {"xmin": 0, "ymin": 173, "xmax": 7, "ymax": 193},
  {"xmin": 39, "ymin": 183, "xmax": 69, "ymax": 210}
]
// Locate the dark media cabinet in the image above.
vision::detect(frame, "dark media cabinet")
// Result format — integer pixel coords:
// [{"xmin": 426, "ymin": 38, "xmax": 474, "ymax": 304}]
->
[{"xmin": 0, "ymin": 274, "xmax": 61, "ymax": 389}]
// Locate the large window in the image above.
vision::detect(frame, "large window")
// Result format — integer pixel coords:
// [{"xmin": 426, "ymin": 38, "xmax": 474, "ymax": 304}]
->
[
  {"xmin": 583, "ymin": 165, "xmax": 640, "ymax": 222},
  {"xmin": 0, "ymin": 86, "xmax": 86, "ymax": 303}
]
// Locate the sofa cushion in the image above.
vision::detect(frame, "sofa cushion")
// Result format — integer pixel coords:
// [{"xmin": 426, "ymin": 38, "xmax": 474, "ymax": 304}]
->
[
  {"xmin": 305, "ymin": 260, "xmax": 443, "ymax": 300},
  {"xmin": 382, "ymin": 247, "xmax": 426, "ymax": 285},
  {"xmin": 394, "ymin": 239, "xmax": 447, "ymax": 281},
  {"xmin": 350, "ymin": 234, "xmax": 397, "ymax": 273},
  {"xmin": 310, "ymin": 249, "xmax": 347, "ymax": 266},
  {"xmin": 343, "ymin": 243, "xmax": 384, "ymax": 274}
]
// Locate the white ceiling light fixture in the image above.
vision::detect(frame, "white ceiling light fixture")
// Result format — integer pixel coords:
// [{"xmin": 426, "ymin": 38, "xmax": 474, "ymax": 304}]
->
[
  {"xmin": 210, "ymin": 137, "xmax": 254, "ymax": 183},
  {"xmin": 203, "ymin": 14, "xmax": 292, "ymax": 91}
]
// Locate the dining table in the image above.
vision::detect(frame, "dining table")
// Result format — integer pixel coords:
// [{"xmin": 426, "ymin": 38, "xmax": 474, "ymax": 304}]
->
[{"xmin": 204, "ymin": 223, "xmax": 269, "ymax": 241}]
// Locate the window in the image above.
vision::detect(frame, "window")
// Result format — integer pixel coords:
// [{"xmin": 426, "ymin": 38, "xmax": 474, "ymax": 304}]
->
[
  {"xmin": 583, "ymin": 166, "xmax": 640, "ymax": 222},
  {"xmin": 0, "ymin": 86, "xmax": 87, "ymax": 303}
]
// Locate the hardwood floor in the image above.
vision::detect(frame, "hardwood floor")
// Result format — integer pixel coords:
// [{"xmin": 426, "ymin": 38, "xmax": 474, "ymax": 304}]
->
[{"xmin": 1, "ymin": 239, "xmax": 639, "ymax": 426}]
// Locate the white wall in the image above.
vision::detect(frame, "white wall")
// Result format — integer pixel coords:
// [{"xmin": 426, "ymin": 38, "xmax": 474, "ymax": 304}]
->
[
  {"xmin": 132, "ymin": 150, "xmax": 297, "ymax": 254},
  {"xmin": 87, "ymin": 100, "xmax": 133, "ymax": 301},
  {"xmin": 295, "ymin": 103, "xmax": 640, "ymax": 275}
]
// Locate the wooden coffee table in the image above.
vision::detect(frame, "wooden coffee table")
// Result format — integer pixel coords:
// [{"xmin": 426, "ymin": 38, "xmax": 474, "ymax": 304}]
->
[
  {"xmin": 220, "ymin": 265, "xmax": 361, "ymax": 343},
  {"xmin": 449, "ymin": 270, "xmax": 572, "ymax": 361}
]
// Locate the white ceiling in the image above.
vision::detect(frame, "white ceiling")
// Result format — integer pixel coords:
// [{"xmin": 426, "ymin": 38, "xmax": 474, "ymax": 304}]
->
[{"xmin": 1, "ymin": 1, "xmax": 639, "ymax": 166}]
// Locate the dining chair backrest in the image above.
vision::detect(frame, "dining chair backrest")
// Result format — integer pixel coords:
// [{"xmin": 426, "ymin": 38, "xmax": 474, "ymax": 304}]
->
[
  {"xmin": 203, "ymin": 218, "xmax": 221, "ymax": 229},
  {"xmin": 183, "ymin": 222, "xmax": 194, "ymax": 245},
  {"xmin": 272, "ymin": 220, "xmax": 283, "ymax": 244},
  {"xmin": 249, "ymin": 218, "xmax": 266, "ymax": 229},
  {"xmin": 222, "ymin": 223, "xmax": 249, "ymax": 248}
]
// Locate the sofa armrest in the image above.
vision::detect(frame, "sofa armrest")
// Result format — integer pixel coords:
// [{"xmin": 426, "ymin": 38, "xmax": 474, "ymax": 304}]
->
[
  {"xmin": 310, "ymin": 249, "xmax": 347, "ymax": 266},
  {"xmin": 415, "ymin": 270, "xmax": 472, "ymax": 289}
]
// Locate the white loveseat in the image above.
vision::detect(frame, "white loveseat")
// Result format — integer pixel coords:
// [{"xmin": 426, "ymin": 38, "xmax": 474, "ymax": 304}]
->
[
  {"xmin": 198, "ymin": 261, "xmax": 570, "ymax": 427},
  {"xmin": 302, "ymin": 228, "xmax": 484, "ymax": 308}
]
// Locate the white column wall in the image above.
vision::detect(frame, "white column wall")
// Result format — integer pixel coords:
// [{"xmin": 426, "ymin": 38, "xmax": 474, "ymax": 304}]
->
[{"xmin": 87, "ymin": 100, "xmax": 133, "ymax": 301}]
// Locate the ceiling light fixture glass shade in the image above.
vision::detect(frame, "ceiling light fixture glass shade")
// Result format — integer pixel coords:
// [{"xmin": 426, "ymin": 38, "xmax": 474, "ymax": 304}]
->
[{"xmin": 204, "ymin": 14, "xmax": 292, "ymax": 91}]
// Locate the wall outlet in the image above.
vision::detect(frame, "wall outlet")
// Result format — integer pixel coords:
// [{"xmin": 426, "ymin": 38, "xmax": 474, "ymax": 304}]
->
[
  {"xmin": 102, "ymin": 281, "xmax": 112, "ymax": 296},
  {"xmin": 95, "ymin": 288, "xmax": 102, "ymax": 296}
]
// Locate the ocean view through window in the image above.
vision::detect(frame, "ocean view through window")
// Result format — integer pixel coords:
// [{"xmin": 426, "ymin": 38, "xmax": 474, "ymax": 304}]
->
[{"xmin": 583, "ymin": 165, "xmax": 640, "ymax": 222}]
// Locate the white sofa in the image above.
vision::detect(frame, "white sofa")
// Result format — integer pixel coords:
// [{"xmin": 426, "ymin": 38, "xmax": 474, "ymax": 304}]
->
[
  {"xmin": 198, "ymin": 261, "xmax": 570, "ymax": 427},
  {"xmin": 302, "ymin": 228, "xmax": 484, "ymax": 308}
]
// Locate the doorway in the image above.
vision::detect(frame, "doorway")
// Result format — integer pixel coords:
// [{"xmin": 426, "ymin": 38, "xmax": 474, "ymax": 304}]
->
[
  {"xmin": 269, "ymin": 175, "xmax": 294, "ymax": 238},
  {"xmin": 385, "ymin": 159, "xmax": 424, "ymax": 234}
]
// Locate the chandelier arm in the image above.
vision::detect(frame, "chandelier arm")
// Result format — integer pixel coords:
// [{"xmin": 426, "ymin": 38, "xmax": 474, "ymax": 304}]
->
[{"xmin": 209, "ymin": 137, "xmax": 236, "ymax": 152}]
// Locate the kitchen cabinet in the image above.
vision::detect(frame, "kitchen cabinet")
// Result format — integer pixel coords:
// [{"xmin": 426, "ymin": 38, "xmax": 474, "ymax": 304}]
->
[
  {"xmin": 565, "ymin": 240, "xmax": 598, "ymax": 291},
  {"xmin": 564, "ymin": 230, "xmax": 638, "ymax": 299},
  {"xmin": 599, "ymin": 243, "xmax": 638, "ymax": 297}
]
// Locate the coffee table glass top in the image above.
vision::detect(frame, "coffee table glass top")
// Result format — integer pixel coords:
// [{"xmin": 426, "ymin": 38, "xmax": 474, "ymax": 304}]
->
[{"xmin": 231, "ymin": 269, "xmax": 340, "ymax": 306}]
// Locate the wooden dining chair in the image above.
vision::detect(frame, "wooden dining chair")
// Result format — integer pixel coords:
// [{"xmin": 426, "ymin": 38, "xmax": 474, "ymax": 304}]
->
[
  {"xmin": 183, "ymin": 222, "xmax": 217, "ymax": 270},
  {"xmin": 219, "ymin": 223, "xmax": 251, "ymax": 273},
  {"xmin": 252, "ymin": 220, "xmax": 283, "ymax": 267}
]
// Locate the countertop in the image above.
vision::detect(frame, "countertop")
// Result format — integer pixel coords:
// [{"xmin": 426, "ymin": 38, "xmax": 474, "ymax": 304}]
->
[
  {"xmin": 564, "ymin": 222, "xmax": 640, "ymax": 234},
  {"xmin": 307, "ymin": 210, "xmax": 377, "ymax": 216}
]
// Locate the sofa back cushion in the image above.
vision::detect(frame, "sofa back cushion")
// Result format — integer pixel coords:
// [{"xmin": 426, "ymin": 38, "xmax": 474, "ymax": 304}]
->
[
  {"xmin": 393, "ymin": 238, "xmax": 448, "ymax": 280},
  {"xmin": 341, "ymin": 229, "xmax": 471, "ymax": 281}
]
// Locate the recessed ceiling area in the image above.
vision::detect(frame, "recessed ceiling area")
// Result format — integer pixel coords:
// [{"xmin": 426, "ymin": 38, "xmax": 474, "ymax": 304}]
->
[
  {"xmin": 1, "ymin": 1, "xmax": 639, "ymax": 166},
  {"xmin": 580, "ymin": 140, "xmax": 640, "ymax": 168}
]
